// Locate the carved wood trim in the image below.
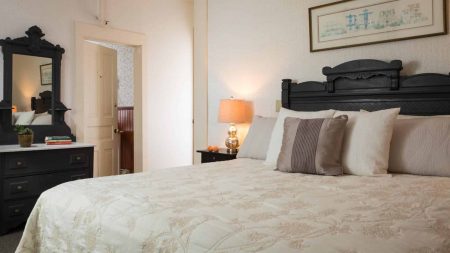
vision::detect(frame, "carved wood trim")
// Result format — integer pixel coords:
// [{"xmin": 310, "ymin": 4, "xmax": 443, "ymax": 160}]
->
[{"xmin": 282, "ymin": 59, "xmax": 450, "ymax": 116}]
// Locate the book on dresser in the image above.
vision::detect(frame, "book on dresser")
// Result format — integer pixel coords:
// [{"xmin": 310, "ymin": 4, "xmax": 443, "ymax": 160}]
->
[
  {"xmin": 45, "ymin": 136, "xmax": 73, "ymax": 145},
  {"xmin": 0, "ymin": 143, "xmax": 94, "ymax": 235}
]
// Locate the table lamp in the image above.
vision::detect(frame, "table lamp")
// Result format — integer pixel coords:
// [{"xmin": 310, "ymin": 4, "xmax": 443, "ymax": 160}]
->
[{"xmin": 218, "ymin": 97, "xmax": 252, "ymax": 153}]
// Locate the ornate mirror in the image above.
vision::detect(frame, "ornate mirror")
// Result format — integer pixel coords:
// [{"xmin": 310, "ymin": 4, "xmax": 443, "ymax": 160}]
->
[{"xmin": 0, "ymin": 26, "xmax": 73, "ymax": 144}]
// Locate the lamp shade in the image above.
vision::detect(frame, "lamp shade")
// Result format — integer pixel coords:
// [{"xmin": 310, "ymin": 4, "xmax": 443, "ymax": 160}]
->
[{"xmin": 218, "ymin": 98, "xmax": 252, "ymax": 123}]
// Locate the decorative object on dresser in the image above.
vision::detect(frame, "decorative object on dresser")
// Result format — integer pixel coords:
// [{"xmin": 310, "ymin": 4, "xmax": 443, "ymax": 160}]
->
[
  {"xmin": 309, "ymin": 0, "xmax": 447, "ymax": 52},
  {"xmin": 0, "ymin": 26, "xmax": 73, "ymax": 143},
  {"xmin": 196, "ymin": 149, "xmax": 237, "ymax": 164},
  {"xmin": 45, "ymin": 136, "xmax": 73, "ymax": 145},
  {"xmin": 218, "ymin": 98, "xmax": 252, "ymax": 152},
  {"xmin": 14, "ymin": 126, "xmax": 34, "ymax": 148},
  {"xmin": 0, "ymin": 143, "xmax": 94, "ymax": 235}
]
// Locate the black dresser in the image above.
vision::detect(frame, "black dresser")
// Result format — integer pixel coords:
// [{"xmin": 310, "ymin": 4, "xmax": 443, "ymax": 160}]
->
[{"xmin": 0, "ymin": 143, "xmax": 94, "ymax": 234}]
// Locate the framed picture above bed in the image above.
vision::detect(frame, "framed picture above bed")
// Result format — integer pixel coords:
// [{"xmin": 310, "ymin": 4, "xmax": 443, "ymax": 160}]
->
[
  {"xmin": 309, "ymin": 0, "xmax": 447, "ymax": 52},
  {"xmin": 40, "ymin": 63, "xmax": 52, "ymax": 85}
]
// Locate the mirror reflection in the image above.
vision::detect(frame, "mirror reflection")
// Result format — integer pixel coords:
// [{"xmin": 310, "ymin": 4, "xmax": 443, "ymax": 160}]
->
[{"xmin": 12, "ymin": 54, "xmax": 53, "ymax": 125}]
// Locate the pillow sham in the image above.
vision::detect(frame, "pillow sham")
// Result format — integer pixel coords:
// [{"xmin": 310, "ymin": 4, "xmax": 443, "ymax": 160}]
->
[
  {"xmin": 15, "ymin": 111, "xmax": 35, "ymax": 125},
  {"xmin": 265, "ymin": 108, "xmax": 336, "ymax": 165},
  {"xmin": 335, "ymin": 108, "xmax": 400, "ymax": 176},
  {"xmin": 31, "ymin": 113, "xmax": 52, "ymax": 125},
  {"xmin": 389, "ymin": 117, "xmax": 450, "ymax": 177},
  {"xmin": 237, "ymin": 116, "xmax": 276, "ymax": 160},
  {"xmin": 277, "ymin": 115, "xmax": 348, "ymax": 175}
]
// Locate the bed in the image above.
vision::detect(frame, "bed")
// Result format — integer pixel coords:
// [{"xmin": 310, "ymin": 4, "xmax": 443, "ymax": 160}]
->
[{"xmin": 16, "ymin": 60, "xmax": 450, "ymax": 252}]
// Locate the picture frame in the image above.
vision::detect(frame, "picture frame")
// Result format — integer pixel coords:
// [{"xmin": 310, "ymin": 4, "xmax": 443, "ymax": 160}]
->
[
  {"xmin": 309, "ymin": 0, "xmax": 447, "ymax": 52},
  {"xmin": 40, "ymin": 63, "xmax": 52, "ymax": 86}
]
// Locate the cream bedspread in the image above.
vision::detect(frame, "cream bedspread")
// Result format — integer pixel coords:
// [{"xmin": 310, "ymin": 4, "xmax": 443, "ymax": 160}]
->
[{"xmin": 16, "ymin": 159, "xmax": 450, "ymax": 253}]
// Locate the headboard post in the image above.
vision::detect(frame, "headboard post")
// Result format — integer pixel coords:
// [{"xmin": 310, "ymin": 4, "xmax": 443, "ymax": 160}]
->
[{"xmin": 281, "ymin": 79, "xmax": 292, "ymax": 109}]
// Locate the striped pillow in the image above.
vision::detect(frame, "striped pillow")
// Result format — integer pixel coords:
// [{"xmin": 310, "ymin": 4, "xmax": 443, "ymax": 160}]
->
[{"xmin": 277, "ymin": 115, "xmax": 348, "ymax": 175}]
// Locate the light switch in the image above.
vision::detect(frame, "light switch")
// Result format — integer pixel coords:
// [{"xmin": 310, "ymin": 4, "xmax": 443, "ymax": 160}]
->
[{"xmin": 276, "ymin": 100, "xmax": 282, "ymax": 112}]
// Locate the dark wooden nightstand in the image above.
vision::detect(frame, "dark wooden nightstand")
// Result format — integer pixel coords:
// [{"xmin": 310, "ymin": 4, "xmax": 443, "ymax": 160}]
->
[{"xmin": 197, "ymin": 149, "xmax": 237, "ymax": 163}]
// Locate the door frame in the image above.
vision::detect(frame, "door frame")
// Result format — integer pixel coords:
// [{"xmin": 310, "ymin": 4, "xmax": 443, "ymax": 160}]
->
[{"xmin": 75, "ymin": 22, "xmax": 145, "ymax": 173}]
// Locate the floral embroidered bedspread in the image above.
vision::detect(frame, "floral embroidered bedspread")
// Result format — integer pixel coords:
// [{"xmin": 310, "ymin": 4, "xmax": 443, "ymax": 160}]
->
[{"xmin": 16, "ymin": 159, "xmax": 450, "ymax": 253}]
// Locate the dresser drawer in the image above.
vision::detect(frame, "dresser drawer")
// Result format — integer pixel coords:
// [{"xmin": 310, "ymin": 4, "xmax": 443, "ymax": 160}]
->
[
  {"xmin": 3, "ymin": 169, "xmax": 89, "ymax": 200},
  {"xmin": 4, "ymin": 148, "xmax": 91, "ymax": 177},
  {"xmin": 2, "ymin": 198, "xmax": 36, "ymax": 222}
]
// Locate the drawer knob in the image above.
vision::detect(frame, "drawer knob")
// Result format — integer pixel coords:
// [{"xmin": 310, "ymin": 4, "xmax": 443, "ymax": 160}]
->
[
  {"xmin": 76, "ymin": 156, "xmax": 81, "ymax": 160},
  {"xmin": 14, "ymin": 209, "xmax": 20, "ymax": 213},
  {"xmin": 17, "ymin": 161, "xmax": 22, "ymax": 166},
  {"xmin": 17, "ymin": 185, "xmax": 23, "ymax": 190}
]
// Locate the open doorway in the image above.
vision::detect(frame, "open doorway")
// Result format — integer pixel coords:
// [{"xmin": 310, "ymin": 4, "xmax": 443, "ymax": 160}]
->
[
  {"xmin": 84, "ymin": 41, "xmax": 135, "ymax": 176},
  {"xmin": 75, "ymin": 22, "xmax": 145, "ymax": 177}
]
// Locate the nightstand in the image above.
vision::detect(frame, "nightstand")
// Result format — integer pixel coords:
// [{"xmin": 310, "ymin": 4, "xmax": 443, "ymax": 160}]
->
[{"xmin": 197, "ymin": 149, "xmax": 237, "ymax": 163}]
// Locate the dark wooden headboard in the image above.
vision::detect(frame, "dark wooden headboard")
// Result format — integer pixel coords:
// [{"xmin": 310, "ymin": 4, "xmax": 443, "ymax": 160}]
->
[
  {"xmin": 281, "ymin": 59, "xmax": 450, "ymax": 116},
  {"xmin": 31, "ymin": 90, "xmax": 52, "ymax": 114}
]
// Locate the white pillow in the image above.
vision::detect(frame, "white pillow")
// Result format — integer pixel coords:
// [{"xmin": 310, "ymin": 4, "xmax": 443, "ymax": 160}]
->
[
  {"xmin": 335, "ymin": 108, "xmax": 400, "ymax": 176},
  {"xmin": 264, "ymin": 108, "xmax": 336, "ymax": 165},
  {"xmin": 15, "ymin": 111, "xmax": 35, "ymax": 125},
  {"xmin": 31, "ymin": 113, "xmax": 52, "ymax": 125},
  {"xmin": 237, "ymin": 116, "xmax": 276, "ymax": 160}
]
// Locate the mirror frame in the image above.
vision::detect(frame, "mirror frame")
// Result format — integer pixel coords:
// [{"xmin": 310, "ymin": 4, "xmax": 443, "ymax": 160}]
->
[{"xmin": 0, "ymin": 26, "xmax": 74, "ymax": 144}]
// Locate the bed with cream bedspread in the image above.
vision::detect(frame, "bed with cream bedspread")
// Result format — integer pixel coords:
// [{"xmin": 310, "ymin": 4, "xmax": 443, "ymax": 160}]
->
[{"xmin": 16, "ymin": 159, "xmax": 450, "ymax": 253}]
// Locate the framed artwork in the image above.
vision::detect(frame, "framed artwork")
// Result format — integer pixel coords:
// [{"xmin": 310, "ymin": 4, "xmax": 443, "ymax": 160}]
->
[
  {"xmin": 40, "ymin": 63, "xmax": 52, "ymax": 85},
  {"xmin": 309, "ymin": 0, "xmax": 447, "ymax": 52}
]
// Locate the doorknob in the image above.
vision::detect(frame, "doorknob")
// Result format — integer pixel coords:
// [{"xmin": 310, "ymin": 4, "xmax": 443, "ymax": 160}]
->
[{"xmin": 114, "ymin": 129, "xmax": 124, "ymax": 134}]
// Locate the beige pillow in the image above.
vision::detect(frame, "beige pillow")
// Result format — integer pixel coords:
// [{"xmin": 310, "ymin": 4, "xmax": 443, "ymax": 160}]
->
[
  {"xmin": 389, "ymin": 117, "xmax": 450, "ymax": 177},
  {"xmin": 15, "ymin": 111, "xmax": 35, "ymax": 125},
  {"xmin": 335, "ymin": 108, "xmax": 400, "ymax": 176},
  {"xmin": 277, "ymin": 116, "xmax": 348, "ymax": 175},
  {"xmin": 264, "ymin": 108, "xmax": 336, "ymax": 165},
  {"xmin": 31, "ymin": 113, "xmax": 52, "ymax": 125},
  {"xmin": 237, "ymin": 116, "xmax": 276, "ymax": 160}
]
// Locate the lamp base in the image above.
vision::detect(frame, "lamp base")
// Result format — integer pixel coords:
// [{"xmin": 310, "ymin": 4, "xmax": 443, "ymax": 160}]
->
[{"xmin": 225, "ymin": 123, "xmax": 239, "ymax": 153}]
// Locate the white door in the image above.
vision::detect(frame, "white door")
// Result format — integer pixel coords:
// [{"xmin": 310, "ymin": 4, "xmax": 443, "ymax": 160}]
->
[{"xmin": 83, "ymin": 42, "xmax": 119, "ymax": 177}]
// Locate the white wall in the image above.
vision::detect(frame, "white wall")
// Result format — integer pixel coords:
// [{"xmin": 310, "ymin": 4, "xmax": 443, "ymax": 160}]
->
[
  {"xmin": 207, "ymin": 0, "xmax": 450, "ymax": 146},
  {"xmin": 0, "ymin": 0, "xmax": 194, "ymax": 170}
]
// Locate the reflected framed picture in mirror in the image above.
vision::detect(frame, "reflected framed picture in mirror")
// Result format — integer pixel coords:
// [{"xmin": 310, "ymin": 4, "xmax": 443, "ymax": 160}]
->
[{"xmin": 40, "ymin": 63, "xmax": 52, "ymax": 86}]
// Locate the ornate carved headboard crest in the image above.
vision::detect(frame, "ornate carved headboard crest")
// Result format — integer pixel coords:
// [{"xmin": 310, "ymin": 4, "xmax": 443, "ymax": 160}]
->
[
  {"xmin": 322, "ymin": 59, "xmax": 403, "ymax": 92},
  {"xmin": 282, "ymin": 59, "xmax": 450, "ymax": 116}
]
